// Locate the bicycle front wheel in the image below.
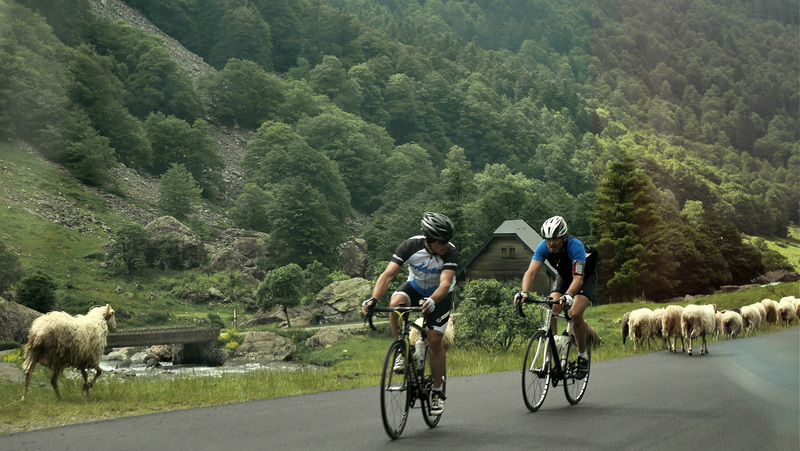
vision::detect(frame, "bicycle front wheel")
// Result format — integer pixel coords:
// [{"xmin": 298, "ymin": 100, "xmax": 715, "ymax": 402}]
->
[
  {"xmin": 522, "ymin": 330, "xmax": 551, "ymax": 412},
  {"xmin": 563, "ymin": 334, "xmax": 590, "ymax": 404},
  {"xmin": 380, "ymin": 340, "xmax": 410, "ymax": 439}
]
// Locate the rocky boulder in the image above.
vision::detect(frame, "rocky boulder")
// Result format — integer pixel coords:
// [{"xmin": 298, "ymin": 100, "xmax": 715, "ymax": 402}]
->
[
  {"xmin": 0, "ymin": 296, "xmax": 41, "ymax": 343},
  {"xmin": 228, "ymin": 331, "xmax": 295, "ymax": 363},
  {"xmin": 207, "ymin": 229, "xmax": 268, "ymax": 275},
  {"xmin": 306, "ymin": 329, "xmax": 347, "ymax": 349},
  {"xmin": 311, "ymin": 278, "xmax": 372, "ymax": 324},
  {"xmin": 145, "ymin": 216, "xmax": 205, "ymax": 269},
  {"xmin": 239, "ymin": 305, "xmax": 315, "ymax": 328},
  {"xmin": 338, "ymin": 236, "xmax": 369, "ymax": 278}
]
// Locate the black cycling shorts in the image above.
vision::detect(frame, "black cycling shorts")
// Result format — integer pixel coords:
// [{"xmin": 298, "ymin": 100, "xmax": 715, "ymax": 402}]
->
[
  {"xmin": 392, "ymin": 281, "xmax": 452, "ymax": 333},
  {"xmin": 551, "ymin": 271, "xmax": 597, "ymax": 302}
]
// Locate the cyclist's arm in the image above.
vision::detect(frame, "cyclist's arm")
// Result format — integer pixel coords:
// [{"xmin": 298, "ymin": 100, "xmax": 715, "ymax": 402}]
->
[
  {"xmin": 563, "ymin": 273, "xmax": 584, "ymax": 298},
  {"xmin": 371, "ymin": 261, "xmax": 402, "ymax": 300},
  {"xmin": 427, "ymin": 269, "xmax": 456, "ymax": 304}
]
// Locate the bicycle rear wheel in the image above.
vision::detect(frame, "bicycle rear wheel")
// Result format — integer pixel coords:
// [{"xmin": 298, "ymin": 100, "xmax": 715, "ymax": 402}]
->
[
  {"xmin": 421, "ymin": 369, "xmax": 446, "ymax": 427},
  {"xmin": 380, "ymin": 340, "xmax": 410, "ymax": 439},
  {"xmin": 563, "ymin": 334, "xmax": 590, "ymax": 404},
  {"xmin": 521, "ymin": 330, "xmax": 551, "ymax": 412}
]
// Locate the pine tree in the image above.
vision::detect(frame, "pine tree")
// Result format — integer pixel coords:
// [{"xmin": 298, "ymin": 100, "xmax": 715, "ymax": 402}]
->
[{"xmin": 157, "ymin": 163, "xmax": 202, "ymax": 220}]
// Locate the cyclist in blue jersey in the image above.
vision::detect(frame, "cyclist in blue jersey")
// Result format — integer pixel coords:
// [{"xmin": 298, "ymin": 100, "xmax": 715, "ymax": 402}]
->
[
  {"xmin": 513, "ymin": 216, "xmax": 597, "ymax": 379},
  {"xmin": 362, "ymin": 212, "xmax": 459, "ymax": 415}
]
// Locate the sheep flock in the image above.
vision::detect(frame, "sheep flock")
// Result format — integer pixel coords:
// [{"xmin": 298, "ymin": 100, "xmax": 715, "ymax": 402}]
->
[
  {"xmin": 621, "ymin": 296, "xmax": 798, "ymax": 356},
  {"xmin": 22, "ymin": 304, "xmax": 117, "ymax": 401}
]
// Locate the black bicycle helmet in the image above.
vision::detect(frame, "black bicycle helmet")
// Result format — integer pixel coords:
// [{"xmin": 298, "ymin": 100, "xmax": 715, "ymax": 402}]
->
[
  {"xmin": 421, "ymin": 212, "xmax": 454, "ymax": 242},
  {"xmin": 541, "ymin": 216, "xmax": 568, "ymax": 239}
]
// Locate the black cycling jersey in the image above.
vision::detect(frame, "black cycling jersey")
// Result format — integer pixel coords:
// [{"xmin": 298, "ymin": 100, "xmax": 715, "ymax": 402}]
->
[{"xmin": 390, "ymin": 235, "xmax": 459, "ymax": 297}]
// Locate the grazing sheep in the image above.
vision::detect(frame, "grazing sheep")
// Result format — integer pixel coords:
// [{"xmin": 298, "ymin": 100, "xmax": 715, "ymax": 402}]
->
[
  {"xmin": 621, "ymin": 311, "xmax": 630, "ymax": 347},
  {"xmin": 586, "ymin": 322, "xmax": 603, "ymax": 347},
  {"xmin": 409, "ymin": 315, "xmax": 455, "ymax": 351},
  {"xmin": 752, "ymin": 302, "xmax": 767, "ymax": 324},
  {"xmin": 628, "ymin": 308, "xmax": 653, "ymax": 352},
  {"xmin": 681, "ymin": 303, "xmax": 716, "ymax": 356},
  {"xmin": 783, "ymin": 296, "xmax": 800, "ymax": 321},
  {"xmin": 713, "ymin": 311, "xmax": 723, "ymax": 342},
  {"xmin": 662, "ymin": 305, "xmax": 685, "ymax": 353},
  {"xmin": 776, "ymin": 299, "xmax": 796, "ymax": 325},
  {"xmin": 761, "ymin": 299, "xmax": 779, "ymax": 324},
  {"xmin": 650, "ymin": 308, "xmax": 665, "ymax": 349},
  {"xmin": 22, "ymin": 304, "xmax": 116, "ymax": 401},
  {"xmin": 721, "ymin": 310, "xmax": 743, "ymax": 339},
  {"xmin": 740, "ymin": 304, "xmax": 762, "ymax": 336}
]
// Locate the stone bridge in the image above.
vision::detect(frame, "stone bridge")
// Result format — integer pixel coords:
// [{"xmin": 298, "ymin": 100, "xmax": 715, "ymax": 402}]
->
[{"xmin": 105, "ymin": 326, "xmax": 220, "ymax": 352}]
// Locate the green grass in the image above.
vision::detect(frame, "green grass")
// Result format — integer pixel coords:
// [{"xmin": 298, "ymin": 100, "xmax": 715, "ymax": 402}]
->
[{"xmin": 2, "ymin": 282, "xmax": 797, "ymax": 435}]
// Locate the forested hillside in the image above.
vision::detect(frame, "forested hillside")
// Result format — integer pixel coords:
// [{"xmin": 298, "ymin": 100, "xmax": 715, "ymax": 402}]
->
[{"xmin": 0, "ymin": 0, "xmax": 797, "ymax": 305}]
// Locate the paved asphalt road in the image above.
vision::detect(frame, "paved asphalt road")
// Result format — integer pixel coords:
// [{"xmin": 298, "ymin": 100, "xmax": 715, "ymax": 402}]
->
[{"xmin": 2, "ymin": 327, "xmax": 797, "ymax": 450}]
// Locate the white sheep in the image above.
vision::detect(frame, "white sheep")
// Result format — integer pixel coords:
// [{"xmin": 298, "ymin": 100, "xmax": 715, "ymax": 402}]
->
[
  {"xmin": 752, "ymin": 301, "xmax": 767, "ymax": 324},
  {"xmin": 783, "ymin": 296, "xmax": 800, "ymax": 321},
  {"xmin": 650, "ymin": 308, "xmax": 665, "ymax": 349},
  {"xmin": 621, "ymin": 311, "xmax": 630, "ymax": 348},
  {"xmin": 761, "ymin": 299, "xmax": 779, "ymax": 324},
  {"xmin": 740, "ymin": 304, "xmax": 762, "ymax": 336},
  {"xmin": 721, "ymin": 309, "xmax": 743, "ymax": 339},
  {"xmin": 628, "ymin": 308, "xmax": 653, "ymax": 352},
  {"xmin": 713, "ymin": 310, "xmax": 723, "ymax": 342},
  {"xmin": 22, "ymin": 304, "xmax": 117, "ymax": 401},
  {"xmin": 776, "ymin": 299, "xmax": 796, "ymax": 325},
  {"xmin": 662, "ymin": 305, "xmax": 685, "ymax": 353},
  {"xmin": 681, "ymin": 303, "xmax": 716, "ymax": 356},
  {"xmin": 409, "ymin": 315, "xmax": 455, "ymax": 351}
]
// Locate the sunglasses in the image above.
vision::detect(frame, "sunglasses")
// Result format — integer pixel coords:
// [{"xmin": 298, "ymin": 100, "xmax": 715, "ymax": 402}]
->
[{"xmin": 427, "ymin": 238, "xmax": 449, "ymax": 245}]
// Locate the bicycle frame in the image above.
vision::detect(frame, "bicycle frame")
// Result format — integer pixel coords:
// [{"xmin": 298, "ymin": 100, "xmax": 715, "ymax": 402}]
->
[
  {"xmin": 518, "ymin": 295, "xmax": 590, "ymax": 411},
  {"xmin": 366, "ymin": 305, "xmax": 429, "ymax": 381},
  {"xmin": 520, "ymin": 298, "xmax": 573, "ymax": 378}
]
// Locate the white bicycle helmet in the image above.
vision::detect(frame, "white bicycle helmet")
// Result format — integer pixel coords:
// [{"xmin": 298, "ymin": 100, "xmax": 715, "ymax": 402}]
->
[{"xmin": 541, "ymin": 216, "xmax": 568, "ymax": 239}]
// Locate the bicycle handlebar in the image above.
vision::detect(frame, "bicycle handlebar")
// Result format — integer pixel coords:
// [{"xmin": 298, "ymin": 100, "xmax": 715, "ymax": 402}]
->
[
  {"xmin": 363, "ymin": 302, "xmax": 424, "ymax": 330},
  {"xmin": 515, "ymin": 296, "xmax": 571, "ymax": 321}
]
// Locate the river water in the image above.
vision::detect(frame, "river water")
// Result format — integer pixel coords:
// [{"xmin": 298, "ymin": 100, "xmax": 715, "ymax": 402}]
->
[{"xmin": 96, "ymin": 353, "xmax": 322, "ymax": 380}]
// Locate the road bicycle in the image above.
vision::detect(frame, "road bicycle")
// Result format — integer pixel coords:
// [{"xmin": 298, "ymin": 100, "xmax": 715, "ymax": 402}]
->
[
  {"xmin": 365, "ymin": 304, "xmax": 445, "ymax": 439},
  {"xmin": 516, "ymin": 296, "xmax": 591, "ymax": 411}
]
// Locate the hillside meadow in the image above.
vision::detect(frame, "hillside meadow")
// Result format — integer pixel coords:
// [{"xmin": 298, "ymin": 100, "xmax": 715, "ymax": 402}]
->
[{"xmin": 1, "ymin": 281, "xmax": 797, "ymax": 435}]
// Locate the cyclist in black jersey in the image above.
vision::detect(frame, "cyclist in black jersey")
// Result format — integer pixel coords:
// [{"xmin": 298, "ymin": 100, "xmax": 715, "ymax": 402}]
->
[
  {"xmin": 514, "ymin": 216, "xmax": 597, "ymax": 379},
  {"xmin": 363, "ymin": 212, "xmax": 459, "ymax": 415}
]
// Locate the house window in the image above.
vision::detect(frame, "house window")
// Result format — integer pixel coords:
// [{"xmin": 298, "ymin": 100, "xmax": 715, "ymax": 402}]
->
[{"xmin": 501, "ymin": 246, "xmax": 516, "ymax": 259}]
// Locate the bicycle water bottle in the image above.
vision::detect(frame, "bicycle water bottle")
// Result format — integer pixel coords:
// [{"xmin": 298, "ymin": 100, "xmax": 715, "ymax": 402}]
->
[
  {"xmin": 555, "ymin": 335, "xmax": 567, "ymax": 366},
  {"xmin": 415, "ymin": 339, "xmax": 426, "ymax": 371}
]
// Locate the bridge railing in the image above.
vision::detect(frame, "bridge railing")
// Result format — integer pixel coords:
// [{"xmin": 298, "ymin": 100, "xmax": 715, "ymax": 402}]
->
[{"xmin": 106, "ymin": 325, "xmax": 220, "ymax": 350}]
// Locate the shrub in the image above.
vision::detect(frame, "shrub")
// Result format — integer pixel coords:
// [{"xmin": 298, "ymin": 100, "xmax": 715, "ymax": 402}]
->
[
  {"xmin": 0, "ymin": 240, "xmax": 25, "ymax": 292},
  {"xmin": 454, "ymin": 279, "xmax": 540, "ymax": 351},
  {"xmin": 16, "ymin": 271, "xmax": 57, "ymax": 313},
  {"xmin": 207, "ymin": 313, "xmax": 225, "ymax": 329}
]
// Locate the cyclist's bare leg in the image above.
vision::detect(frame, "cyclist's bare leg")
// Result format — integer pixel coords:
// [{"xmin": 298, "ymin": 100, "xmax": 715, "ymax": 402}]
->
[
  {"xmin": 389, "ymin": 294, "xmax": 409, "ymax": 340},
  {"xmin": 570, "ymin": 295, "xmax": 590, "ymax": 354},
  {"xmin": 427, "ymin": 330, "xmax": 445, "ymax": 389}
]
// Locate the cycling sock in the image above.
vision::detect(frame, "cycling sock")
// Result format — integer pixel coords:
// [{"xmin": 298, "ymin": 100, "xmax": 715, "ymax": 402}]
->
[
  {"xmin": 578, "ymin": 352, "xmax": 588, "ymax": 359},
  {"xmin": 432, "ymin": 387, "xmax": 442, "ymax": 393}
]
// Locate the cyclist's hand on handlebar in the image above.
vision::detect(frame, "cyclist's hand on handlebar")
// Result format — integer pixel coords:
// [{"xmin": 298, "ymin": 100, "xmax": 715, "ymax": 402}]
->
[
  {"xmin": 513, "ymin": 291, "xmax": 529, "ymax": 305},
  {"xmin": 362, "ymin": 297, "xmax": 377, "ymax": 315},
  {"xmin": 420, "ymin": 297, "xmax": 435, "ymax": 313},
  {"xmin": 560, "ymin": 293, "xmax": 574, "ymax": 308}
]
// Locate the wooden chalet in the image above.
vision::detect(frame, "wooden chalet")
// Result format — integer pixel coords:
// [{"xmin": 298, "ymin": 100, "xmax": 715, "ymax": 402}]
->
[{"xmin": 458, "ymin": 219, "xmax": 557, "ymax": 295}]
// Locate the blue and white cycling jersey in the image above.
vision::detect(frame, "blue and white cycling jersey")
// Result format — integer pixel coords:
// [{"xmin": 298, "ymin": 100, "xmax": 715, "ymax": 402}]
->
[{"xmin": 391, "ymin": 235, "xmax": 459, "ymax": 297}]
